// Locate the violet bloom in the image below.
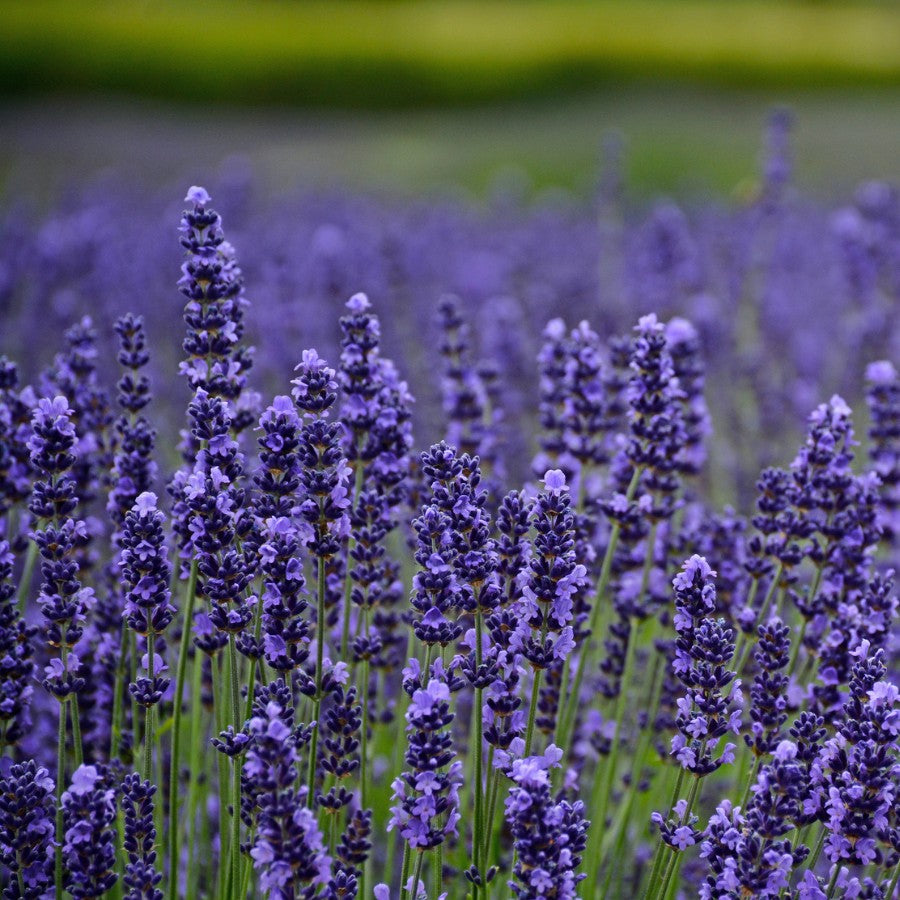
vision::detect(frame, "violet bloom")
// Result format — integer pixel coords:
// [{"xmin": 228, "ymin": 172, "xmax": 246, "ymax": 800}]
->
[
  {"xmin": 0, "ymin": 759, "xmax": 55, "ymax": 897},
  {"xmin": 435, "ymin": 296, "xmax": 500, "ymax": 485},
  {"xmin": 0, "ymin": 539, "xmax": 35, "ymax": 750},
  {"xmin": 28, "ymin": 395, "xmax": 91, "ymax": 702},
  {"xmin": 108, "ymin": 313, "xmax": 157, "ymax": 533},
  {"xmin": 699, "ymin": 743, "xmax": 810, "ymax": 900},
  {"xmin": 866, "ymin": 360, "xmax": 899, "ymax": 546},
  {"xmin": 665, "ymin": 316, "xmax": 711, "ymax": 477},
  {"xmin": 62, "ymin": 764, "xmax": 118, "ymax": 898},
  {"xmin": 329, "ymin": 808, "xmax": 372, "ymax": 900},
  {"xmin": 561, "ymin": 320, "xmax": 615, "ymax": 473},
  {"xmin": 0, "ymin": 357, "xmax": 34, "ymax": 536},
  {"xmin": 43, "ymin": 316, "xmax": 113, "ymax": 578},
  {"xmin": 505, "ymin": 751, "xmax": 589, "ymax": 900},
  {"xmin": 120, "ymin": 492, "xmax": 174, "ymax": 708},
  {"xmin": 244, "ymin": 699, "xmax": 331, "ymax": 897},
  {"xmin": 409, "ymin": 444, "xmax": 465, "ymax": 651},
  {"xmin": 292, "ymin": 350, "xmax": 350, "ymax": 565},
  {"xmin": 816, "ymin": 646, "xmax": 898, "ymax": 867},
  {"xmin": 184, "ymin": 390, "xmax": 255, "ymax": 639},
  {"xmin": 253, "ymin": 396, "xmax": 310, "ymax": 673},
  {"xmin": 509, "ymin": 469, "xmax": 584, "ymax": 672},
  {"xmin": 178, "ymin": 186, "xmax": 253, "ymax": 422},
  {"xmin": 338, "ymin": 291, "xmax": 382, "ymax": 466},
  {"xmin": 121, "ymin": 773, "xmax": 163, "ymax": 900},
  {"xmin": 744, "ymin": 617, "xmax": 790, "ymax": 759},
  {"xmin": 624, "ymin": 313, "xmax": 688, "ymax": 520},
  {"xmin": 388, "ymin": 664, "xmax": 463, "ymax": 851},
  {"xmin": 668, "ymin": 556, "xmax": 741, "ymax": 777}
]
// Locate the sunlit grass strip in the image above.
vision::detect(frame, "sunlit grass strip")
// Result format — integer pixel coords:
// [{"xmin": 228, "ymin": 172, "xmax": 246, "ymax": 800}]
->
[{"xmin": 1, "ymin": 0, "xmax": 900, "ymax": 109}]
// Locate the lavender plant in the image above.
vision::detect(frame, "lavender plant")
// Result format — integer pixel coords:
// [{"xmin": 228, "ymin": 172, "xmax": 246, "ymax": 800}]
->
[{"xmin": 0, "ymin": 167, "xmax": 897, "ymax": 900}]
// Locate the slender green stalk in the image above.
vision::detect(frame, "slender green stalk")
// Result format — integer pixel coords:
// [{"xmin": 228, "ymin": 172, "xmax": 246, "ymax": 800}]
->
[
  {"xmin": 110, "ymin": 623, "xmax": 128, "ymax": 760},
  {"xmin": 213, "ymin": 651, "xmax": 231, "ymax": 900},
  {"xmin": 410, "ymin": 850, "xmax": 424, "ymax": 899},
  {"xmin": 143, "ymin": 629, "xmax": 156, "ymax": 782},
  {"xmin": 185, "ymin": 647, "xmax": 206, "ymax": 900},
  {"xmin": 583, "ymin": 614, "xmax": 639, "ymax": 898},
  {"xmin": 786, "ymin": 618, "xmax": 810, "ymax": 679},
  {"xmin": 824, "ymin": 865, "xmax": 841, "ymax": 899},
  {"xmin": 168, "ymin": 561, "xmax": 198, "ymax": 900},
  {"xmin": 600, "ymin": 649, "xmax": 665, "ymax": 871},
  {"xmin": 306, "ymin": 559, "xmax": 327, "ymax": 809},
  {"xmin": 340, "ymin": 460, "xmax": 365, "ymax": 659},
  {"xmin": 55, "ymin": 696, "xmax": 66, "ymax": 900},
  {"xmin": 556, "ymin": 466, "xmax": 643, "ymax": 756},
  {"xmin": 654, "ymin": 775, "xmax": 701, "ymax": 900},
  {"xmin": 70, "ymin": 694, "xmax": 84, "ymax": 769},
  {"xmin": 585, "ymin": 519, "xmax": 657, "ymax": 897},
  {"xmin": 399, "ymin": 842, "xmax": 411, "ymax": 898},
  {"xmin": 523, "ymin": 669, "xmax": 542, "ymax": 757},
  {"xmin": 806, "ymin": 824, "xmax": 826, "ymax": 875},
  {"xmin": 15, "ymin": 540, "xmax": 37, "ymax": 616},
  {"xmin": 884, "ymin": 858, "xmax": 900, "ymax": 900},
  {"xmin": 229, "ymin": 635, "xmax": 242, "ymax": 900},
  {"xmin": 472, "ymin": 609, "xmax": 485, "ymax": 893},
  {"xmin": 242, "ymin": 588, "xmax": 264, "ymax": 721},
  {"xmin": 433, "ymin": 844, "xmax": 442, "ymax": 900},
  {"xmin": 359, "ymin": 607, "xmax": 371, "ymax": 900},
  {"xmin": 641, "ymin": 767, "xmax": 685, "ymax": 900},
  {"xmin": 735, "ymin": 562, "xmax": 782, "ymax": 673},
  {"xmin": 740, "ymin": 756, "xmax": 761, "ymax": 810}
]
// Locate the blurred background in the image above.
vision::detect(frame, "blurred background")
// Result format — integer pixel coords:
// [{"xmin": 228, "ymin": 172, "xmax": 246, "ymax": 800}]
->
[
  {"xmin": 1, "ymin": 0, "xmax": 899, "ymax": 200},
  {"xmin": 0, "ymin": 0, "xmax": 899, "ymax": 508}
]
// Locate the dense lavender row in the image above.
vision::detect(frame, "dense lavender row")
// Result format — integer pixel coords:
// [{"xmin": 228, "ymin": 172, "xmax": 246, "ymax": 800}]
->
[
  {"xmin": 1, "ymin": 114, "xmax": 898, "ymax": 508},
  {"xmin": 0, "ymin": 143, "xmax": 898, "ymax": 898}
]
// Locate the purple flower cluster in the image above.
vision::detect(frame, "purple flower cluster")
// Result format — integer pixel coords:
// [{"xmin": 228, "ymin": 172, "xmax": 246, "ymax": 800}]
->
[
  {"xmin": 505, "ymin": 752, "xmax": 589, "ymax": 899},
  {"xmin": 61, "ymin": 764, "xmax": 118, "ymax": 899},
  {"xmin": 668, "ymin": 556, "xmax": 741, "ymax": 776},
  {"xmin": 0, "ymin": 171, "xmax": 896, "ymax": 900},
  {"xmin": 389, "ymin": 664, "xmax": 463, "ymax": 850}
]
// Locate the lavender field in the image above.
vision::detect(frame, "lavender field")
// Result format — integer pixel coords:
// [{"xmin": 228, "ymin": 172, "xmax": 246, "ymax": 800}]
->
[{"xmin": 0, "ymin": 107, "xmax": 898, "ymax": 900}]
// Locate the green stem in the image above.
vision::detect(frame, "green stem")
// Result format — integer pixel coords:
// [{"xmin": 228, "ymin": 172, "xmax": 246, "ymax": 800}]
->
[
  {"xmin": 584, "ymin": 616, "xmax": 638, "ymax": 898},
  {"xmin": 340, "ymin": 459, "xmax": 365, "ymax": 660},
  {"xmin": 740, "ymin": 756, "xmax": 760, "ymax": 810},
  {"xmin": 143, "ymin": 629, "xmax": 155, "ymax": 783},
  {"xmin": 523, "ymin": 669, "xmax": 542, "ymax": 757},
  {"xmin": 360, "ymin": 607, "xmax": 371, "ymax": 900},
  {"xmin": 473, "ymin": 610, "xmax": 485, "ymax": 890},
  {"xmin": 433, "ymin": 844, "xmax": 442, "ymax": 900},
  {"xmin": 70, "ymin": 694, "xmax": 84, "ymax": 768},
  {"xmin": 242, "ymin": 589, "xmax": 264, "ymax": 721},
  {"xmin": 409, "ymin": 850, "xmax": 424, "ymax": 899},
  {"xmin": 110, "ymin": 623, "xmax": 128, "ymax": 760},
  {"xmin": 16, "ymin": 540, "xmax": 37, "ymax": 616},
  {"xmin": 735, "ymin": 562, "xmax": 782, "ymax": 673},
  {"xmin": 229, "ymin": 635, "xmax": 242, "ymax": 900},
  {"xmin": 55, "ymin": 698, "xmax": 66, "ymax": 900},
  {"xmin": 400, "ymin": 842, "xmax": 411, "ymax": 898},
  {"xmin": 642, "ymin": 767, "xmax": 685, "ymax": 900},
  {"xmin": 186, "ymin": 648, "xmax": 205, "ymax": 900},
  {"xmin": 557, "ymin": 467, "xmax": 643, "ymax": 757},
  {"xmin": 168, "ymin": 561, "xmax": 198, "ymax": 900},
  {"xmin": 787, "ymin": 618, "xmax": 810, "ymax": 680},
  {"xmin": 213, "ymin": 652, "xmax": 231, "ymax": 900},
  {"xmin": 306, "ymin": 557, "xmax": 327, "ymax": 809},
  {"xmin": 884, "ymin": 858, "xmax": 900, "ymax": 900},
  {"xmin": 654, "ymin": 776, "xmax": 701, "ymax": 900}
]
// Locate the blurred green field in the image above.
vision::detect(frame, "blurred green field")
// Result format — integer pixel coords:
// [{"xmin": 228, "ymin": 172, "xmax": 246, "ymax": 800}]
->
[
  {"xmin": 2, "ymin": 87, "xmax": 899, "ymax": 204},
  {"xmin": 2, "ymin": 0, "xmax": 900, "ymax": 108}
]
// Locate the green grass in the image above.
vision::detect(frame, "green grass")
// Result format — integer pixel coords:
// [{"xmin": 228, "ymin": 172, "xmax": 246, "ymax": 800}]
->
[{"xmin": 1, "ymin": 0, "xmax": 900, "ymax": 108}]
